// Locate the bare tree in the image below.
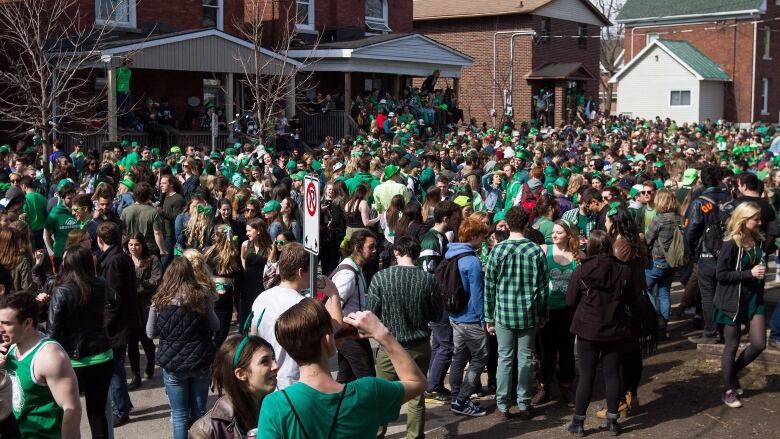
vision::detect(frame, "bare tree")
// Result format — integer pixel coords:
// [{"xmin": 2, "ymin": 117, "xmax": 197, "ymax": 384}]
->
[
  {"xmin": 0, "ymin": 0, "xmax": 120, "ymax": 173},
  {"xmin": 592, "ymin": 0, "xmax": 625, "ymax": 114},
  {"xmin": 237, "ymin": 0, "xmax": 320, "ymax": 143}
]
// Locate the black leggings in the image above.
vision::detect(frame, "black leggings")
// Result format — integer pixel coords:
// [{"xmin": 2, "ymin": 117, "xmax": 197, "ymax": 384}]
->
[
  {"xmin": 722, "ymin": 314, "xmax": 766, "ymax": 390},
  {"xmin": 214, "ymin": 286, "xmax": 234, "ymax": 348},
  {"xmin": 127, "ymin": 325, "xmax": 156, "ymax": 376},
  {"xmin": 575, "ymin": 338, "xmax": 622, "ymax": 417},
  {"xmin": 74, "ymin": 360, "xmax": 113, "ymax": 439},
  {"xmin": 539, "ymin": 308, "xmax": 576, "ymax": 386}
]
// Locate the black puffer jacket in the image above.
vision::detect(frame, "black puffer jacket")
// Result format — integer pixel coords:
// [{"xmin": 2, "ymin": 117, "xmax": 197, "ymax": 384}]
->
[
  {"xmin": 48, "ymin": 278, "xmax": 116, "ymax": 360},
  {"xmin": 154, "ymin": 306, "xmax": 216, "ymax": 373}
]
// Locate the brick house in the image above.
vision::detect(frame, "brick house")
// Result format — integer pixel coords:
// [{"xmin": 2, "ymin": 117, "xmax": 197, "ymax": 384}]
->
[
  {"xmin": 413, "ymin": 0, "xmax": 610, "ymax": 127},
  {"xmin": 613, "ymin": 0, "xmax": 780, "ymax": 124}
]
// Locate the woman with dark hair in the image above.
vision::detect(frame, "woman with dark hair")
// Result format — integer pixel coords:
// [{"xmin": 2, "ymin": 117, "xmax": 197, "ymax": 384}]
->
[
  {"xmin": 532, "ymin": 194, "xmax": 560, "ymax": 244},
  {"xmin": 261, "ymin": 230, "xmax": 295, "ymax": 290},
  {"xmin": 147, "ymin": 257, "xmax": 219, "ymax": 439},
  {"xmin": 344, "ymin": 184, "xmax": 379, "ymax": 240},
  {"xmin": 239, "ymin": 219, "xmax": 272, "ymax": 325},
  {"xmin": 124, "ymin": 232, "xmax": 161, "ymax": 389},
  {"xmin": 189, "ymin": 335, "xmax": 278, "ymax": 438},
  {"xmin": 214, "ymin": 198, "xmax": 246, "ymax": 243},
  {"xmin": 566, "ymin": 230, "xmax": 638, "ymax": 436},
  {"xmin": 394, "ymin": 202, "xmax": 426, "ymax": 243},
  {"xmin": 49, "ymin": 245, "xmax": 116, "ymax": 439},
  {"xmin": 602, "ymin": 202, "xmax": 649, "ymax": 420},
  {"xmin": 280, "ymin": 197, "xmax": 302, "ymax": 243},
  {"xmin": 0, "ymin": 227, "xmax": 34, "ymax": 292},
  {"xmin": 321, "ymin": 182, "xmax": 347, "ymax": 275}
]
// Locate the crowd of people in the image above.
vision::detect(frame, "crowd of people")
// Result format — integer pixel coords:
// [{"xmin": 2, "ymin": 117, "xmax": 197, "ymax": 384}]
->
[{"xmin": 0, "ymin": 102, "xmax": 777, "ymax": 438}]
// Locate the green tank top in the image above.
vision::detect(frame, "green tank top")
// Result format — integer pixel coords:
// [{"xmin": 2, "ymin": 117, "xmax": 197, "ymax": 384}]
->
[
  {"xmin": 546, "ymin": 245, "xmax": 576, "ymax": 311},
  {"xmin": 6, "ymin": 337, "xmax": 64, "ymax": 439}
]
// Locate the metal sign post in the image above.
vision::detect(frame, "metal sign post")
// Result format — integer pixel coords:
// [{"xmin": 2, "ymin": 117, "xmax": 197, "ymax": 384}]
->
[
  {"xmin": 303, "ymin": 175, "xmax": 320, "ymax": 296},
  {"xmin": 211, "ymin": 112, "xmax": 218, "ymax": 152}
]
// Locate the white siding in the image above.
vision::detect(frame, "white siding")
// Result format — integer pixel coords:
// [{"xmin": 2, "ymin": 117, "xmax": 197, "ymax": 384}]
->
[
  {"xmin": 699, "ymin": 81, "xmax": 725, "ymax": 121},
  {"xmin": 353, "ymin": 35, "xmax": 472, "ymax": 66},
  {"xmin": 533, "ymin": 0, "xmax": 605, "ymax": 26},
  {"xmin": 615, "ymin": 45, "xmax": 701, "ymax": 123}
]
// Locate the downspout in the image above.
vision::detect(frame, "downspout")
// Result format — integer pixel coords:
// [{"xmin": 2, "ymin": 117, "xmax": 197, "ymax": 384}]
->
[
  {"xmin": 492, "ymin": 29, "xmax": 535, "ymax": 124},
  {"xmin": 509, "ymin": 31, "xmax": 536, "ymax": 111},
  {"xmin": 751, "ymin": 19, "xmax": 757, "ymax": 123}
]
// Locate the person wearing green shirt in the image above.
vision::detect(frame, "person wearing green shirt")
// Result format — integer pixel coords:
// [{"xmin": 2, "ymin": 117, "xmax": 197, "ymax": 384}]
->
[
  {"xmin": 44, "ymin": 185, "xmax": 80, "ymax": 269},
  {"xmin": 0, "ymin": 293, "xmax": 82, "ymax": 439},
  {"xmin": 485, "ymin": 206, "xmax": 548, "ymax": 420},
  {"xmin": 532, "ymin": 194, "xmax": 557, "ymax": 245},
  {"xmin": 258, "ymin": 298, "xmax": 426, "ymax": 439},
  {"xmin": 116, "ymin": 59, "xmax": 132, "ymax": 129},
  {"xmin": 20, "ymin": 176, "xmax": 48, "ymax": 249}
]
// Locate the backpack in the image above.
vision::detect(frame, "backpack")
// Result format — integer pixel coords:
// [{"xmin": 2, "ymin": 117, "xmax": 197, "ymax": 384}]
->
[
  {"xmin": 699, "ymin": 196, "xmax": 735, "ymax": 257},
  {"xmin": 315, "ymin": 264, "xmax": 360, "ymax": 306},
  {"xmin": 519, "ymin": 183, "xmax": 542, "ymax": 221},
  {"xmin": 434, "ymin": 253, "xmax": 470, "ymax": 314},
  {"xmin": 661, "ymin": 223, "xmax": 687, "ymax": 268}
]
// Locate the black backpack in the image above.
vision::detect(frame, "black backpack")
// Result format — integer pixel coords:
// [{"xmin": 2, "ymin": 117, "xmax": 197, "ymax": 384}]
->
[
  {"xmin": 699, "ymin": 195, "xmax": 735, "ymax": 257},
  {"xmin": 434, "ymin": 253, "xmax": 470, "ymax": 314}
]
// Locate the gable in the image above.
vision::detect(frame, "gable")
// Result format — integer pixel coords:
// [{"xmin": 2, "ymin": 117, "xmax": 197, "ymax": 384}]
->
[
  {"xmin": 352, "ymin": 34, "xmax": 473, "ymax": 65},
  {"xmin": 533, "ymin": 0, "xmax": 610, "ymax": 27},
  {"xmin": 617, "ymin": 45, "xmax": 698, "ymax": 82}
]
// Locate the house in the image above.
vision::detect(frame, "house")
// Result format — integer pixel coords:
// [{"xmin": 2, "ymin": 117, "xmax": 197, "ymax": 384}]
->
[
  {"xmin": 612, "ymin": 0, "xmax": 780, "ymax": 124},
  {"xmin": 610, "ymin": 40, "xmax": 731, "ymax": 123},
  {"xmin": 413, "ymin": 0, "xmax": 610, "ymax": 127}
]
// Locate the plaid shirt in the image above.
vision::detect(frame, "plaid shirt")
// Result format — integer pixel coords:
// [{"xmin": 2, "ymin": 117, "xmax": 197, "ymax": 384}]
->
[
  {"xmin": 562, "ymin": 207, "xmax": 596, "ymax": 239},
  {"xmin": 484, "ymin": 238, "xmax": 548, "ymax": 329}
]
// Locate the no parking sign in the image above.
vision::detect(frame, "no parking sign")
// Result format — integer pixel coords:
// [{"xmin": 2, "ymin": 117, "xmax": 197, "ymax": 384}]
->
[{"xmin": 303, "ymin": 175, "xmax": 320, "ymax": 255}]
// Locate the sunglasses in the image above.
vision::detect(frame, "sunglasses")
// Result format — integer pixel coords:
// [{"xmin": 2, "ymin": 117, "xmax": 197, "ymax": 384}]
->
[
  {"xmin": 71, "ymin": 206, "xmax": 88, "ymax": 212},
  {"xmin": 640, "ymin": 190, "xmax": 654, "ymax": 195},
  {"xmin": 10, "ymin": 179, "xmax": 19, "ymax": 183},
  {"xmin": 273, "ymin": 240, "xmax": 287, "ymax": 246}
]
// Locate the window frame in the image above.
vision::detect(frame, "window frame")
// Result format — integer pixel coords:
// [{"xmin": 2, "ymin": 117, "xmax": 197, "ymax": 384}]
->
[
  {"xmin": 764, "ymin": 26, "xmax": 772, "ymax": 60},
  {"xmin": 669, "ymin": 90, "xmax": 692, "ymax": 107},
  {"xmin": 95, "ymin": 0, "xmax": 136, "ymax": 29},
  {"xmin": 365, "ymin": 0, "xmax": 390, "ymax": 33},
  {"xmin": 295, "ymin": 0, "xmax": 315, "ymax": 32},
  {"xmin": 646, "ymin": 32, "xmax": 660, "ymax": 45},
  {"xmin": 761, "ymin": 77, "xmax": 770, "ymax": 116},
  {"xmin": 202, "ymin": 0, "xmax": 224, "ymax": 31},
  {"xmin": 540, "ymin": 17, "xmax": 551, "ymax": 43},
  {"xmin": 578, "ymin": 23, "xmax": 588, "ymax": 48}
]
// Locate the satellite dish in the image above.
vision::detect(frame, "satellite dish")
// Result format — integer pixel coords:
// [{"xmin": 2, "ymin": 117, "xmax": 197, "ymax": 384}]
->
[{"xmin": 187, "ymin": 96, "xmax": 201, "ymax": 107}]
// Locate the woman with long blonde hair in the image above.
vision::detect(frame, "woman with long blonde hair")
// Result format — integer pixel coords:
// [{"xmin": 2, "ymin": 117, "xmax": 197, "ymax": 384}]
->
[
  {"xmin": 203, "ymin": 224, "xmax": 241, "ymax": 348},
  {"xmin": 715, "ymin": 202, "xmax": 767, "ymax": 409},
  {"xmin": 566, "ymin": 174, "xmax": 585, "ymax": 205},
  {"xmin": 534, "ymin": 220, "xmax": 580, "ymax": 407},
  {"xmin": 180, "ymin": 201, "xmax": 213, "ymax": 251}
]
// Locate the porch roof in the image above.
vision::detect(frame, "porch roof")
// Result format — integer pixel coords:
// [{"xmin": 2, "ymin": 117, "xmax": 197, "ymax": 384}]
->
[
  {"xmin": 526, "ymin": 63, "xmax": 597, "ymax": 81},
  {"xmin": 57, "ymin": 28, "xmax": 300, "ymax": 75},
  {"xmin": 285, "ymin": 33, "xmax": 474, "ymax": 78}
]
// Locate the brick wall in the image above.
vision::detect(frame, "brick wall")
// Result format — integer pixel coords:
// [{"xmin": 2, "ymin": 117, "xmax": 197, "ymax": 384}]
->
[{"xmin": 414, "ymin": 14, "xmax": 601, "ymax": 126}]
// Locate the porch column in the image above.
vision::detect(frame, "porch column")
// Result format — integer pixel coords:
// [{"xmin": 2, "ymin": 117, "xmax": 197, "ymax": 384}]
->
[
  {"xmin": 344, "ymin": 72, "xmax": 352, "ymax": 137},
  {"xmin": 553, "ymin": 82, "xmax": 565, "ymax": 128},
  {"xmin": 453, "ymin": 77, "xmax": 460, "ymax": 97},
  {"xmin": 226, "ymin": 72, "xmax": 235, "ymax": 142},
  {"xmin": 107, "ymin": 66, "xmax": 118, "ymax": 142},
  {"xmin": 286, "ymin": 75, "xmax": 296, "ymax": 119},
  {"xmin": 392, "ymin": 75, "xmax": 401, "ymax": 97}
]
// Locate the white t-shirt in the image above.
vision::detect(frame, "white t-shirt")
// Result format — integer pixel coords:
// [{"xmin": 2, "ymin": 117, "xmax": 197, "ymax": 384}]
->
[
  {"xmin": 332, "ymin": 257, "xmax": 366, "ymax": 315},
  {"xmin": 251, "ymin": 286, "xmax": 305, "ymax": 389}
]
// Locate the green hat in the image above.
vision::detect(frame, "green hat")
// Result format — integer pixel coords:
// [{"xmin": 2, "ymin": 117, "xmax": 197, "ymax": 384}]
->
[
  {"xmin": 493, "ymin": 210, "xmax": 507, "ymax": 223},
  {"xmin": 560, "ymin": 168, "xmax": 572, "ymax": 178},
  {"xmin": 234, "ymin": 142, "xmax": 242, "ymax": 149},
  {"xmin": 682, "ymin": 168, "xmax": 699, "ymax": 186},
  {"xmin": 205, "ymin": 101, "xmax": 216, "ymax": 109},
  {"xmin": 544, "ymin": 165, "xmax": 557, "ymax": 177},
  {"xmin": 131, "ymin": 141, "xmax": 139, "ymax": 148},
  {"xmin": 225, "ymin": 147, "xmax": 236, "ymax": 156},
  {"xmin": 286, "ymin": 160, "xmax": 297, "ymax": 170},
  {"xmin": 654, "ymin": 179, "xmax": 664, "ymax": 189},
  {"xmin": 169, "ymin": 146, "xmax": 182, "ymax": 155},
  {"xmin": 209, "ymin": 151, "xmax": 221, "ymax": 160},
  {"xmin": 553, "ymin": 177, "xmax": 568, "ymax": 188},
  {"xmin": 515, "ymin": 150, "xmax": 530, "ymax": 160},
  {"xmin": 453, "ymin": 195, "xmax": 471, "ymax": 207},
  {"xmin": 291, "ymin": 171, "xmax": 307, "ymax": 181},
  {"xmin": 120, "ymin": 140, "xmax": 129, "ymax": 147},
  {"xmin": 629, "ymin": 184, "xmax": 644, "ymax": 198},
  {"xmin": 57, "ymin": 179, "xmax": 74, "ymax": 192},
  {"xmin": 655, "ymin": 161, "xmax": 665, "ymax": 168},
  {"xmin": 383, "ymin": 164, "xmax": 401, "ymax": 180},
  {"xmin": 150, "ymin": 147, "xmax": 160, "ymax": 157},
  {"xmin": 119, "ymin": 178, "xmax": 135, "ymax": 191},
  {"xmin": 0, "ymin": 145, "xmax": 10, "ymax": 154},
  {"xmin": 261, "ymin": 200, "xmax": 281, "ymax": 213},
  {"xmin": 151, "ymin": 160, "xmax": 165, "ymax": 169},
  {"xmin": 311, "ymin": 160, "xmax": 322, "ymax": 171}
]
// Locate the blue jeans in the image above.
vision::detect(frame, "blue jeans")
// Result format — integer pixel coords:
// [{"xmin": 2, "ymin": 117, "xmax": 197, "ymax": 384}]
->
[
  {"xmin": 163, "ymin": 368, "xmax": 211, "ymax": 439},
  {"xmin": 645, "ymin": 258, "xmax": 676, "ymax": 321},
  {"xmin": 495, "ymin": 324, "xmax": 536, "ymax": 411},
  {"xmin": 426, "ymin": 320, "xmax": 453, "ymax": 392},
  {"xmin": 449, "ymin": 322, "xmax": 488, "ymax": 402},
  {"xmin": 110, "ymin": 347, "xmax": 132, "ymax": 419},
  {"xmin": 770, "ymin": 302, "xmax": 780, "ymax": 342},
  {"xmin": 161, "ymin": 235, "xmax": 175, "ymax": 268}
]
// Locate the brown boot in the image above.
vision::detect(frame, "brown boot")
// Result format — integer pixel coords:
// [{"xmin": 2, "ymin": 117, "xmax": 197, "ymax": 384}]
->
[
  {"xmin": 532, "ymin": 384, "xmax": 550, "ymax": 405},
  {"xmin": 626, "ymin": 391, "xmax": 639, "ymax": 414},
  {"xmin": 596, "ymin": 398, "xmax": 628, "ymax": 419}
]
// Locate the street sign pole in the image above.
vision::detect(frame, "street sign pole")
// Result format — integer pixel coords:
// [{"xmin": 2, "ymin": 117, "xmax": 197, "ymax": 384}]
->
[{"xmin": 303, "ymin": 175, "xmax": 320, "ymax": 297}]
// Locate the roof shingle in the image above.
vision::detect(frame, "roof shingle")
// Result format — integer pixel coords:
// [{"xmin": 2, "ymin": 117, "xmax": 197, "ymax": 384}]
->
[{"xmin": 617, "ymin": 0, "xmax": 762, "ymax": 22}]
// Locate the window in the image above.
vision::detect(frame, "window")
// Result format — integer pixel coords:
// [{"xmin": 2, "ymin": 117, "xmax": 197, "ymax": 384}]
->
[
  {"xmin": 669, "ymin": 90, "xmax": 691, "ymax": 106},
  {"xmin": 95, "ymin": 0, "xmax": 136, "ymax": 28},
  {"xmin": 203, "ymin": 0, "xmax": 223, "ymax": 30},
  {"xmin": 578, "ymin": 24, "xmax": 588, "ymax": 48},
  {"xmin": 540, "ymin": 17, "xmax": 551, "ymax": 43},
  {"xmin": 646, "ymin": 32, "xmax": 659, "ymax": 44},
  {"xmin": 296, "ymin": 0, "xmax": 314, "ymax": 30},
  {"xmin": 365, "ymin": 0, "xmax": 390, "ymax": 33},
  {"xmin": 764, "ymin": 27, "xmax": 772, "ymax": 60},
  {"xmin": 204, "ymin": 78, "xmax": 224, "ymax": 109},
  {"xmin": 762, "ymin": 77, "xmax": 770, "ymax": 115}
]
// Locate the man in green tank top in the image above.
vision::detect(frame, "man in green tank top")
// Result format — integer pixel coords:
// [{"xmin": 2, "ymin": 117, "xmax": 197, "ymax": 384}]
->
[{"xmin": 0, "ymin": 293, "xmax": 81, "ymax": 438}]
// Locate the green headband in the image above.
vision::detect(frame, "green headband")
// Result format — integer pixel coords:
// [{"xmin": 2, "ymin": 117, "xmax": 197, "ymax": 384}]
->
[
  {"xmin": 196, "ymin": 205, "xmax": 213, "ymax": 215},
  {"xmin": 232, "ymin": 310, "xmax": 262, "ymax": 368},
  {"xmin": 607, "ymin": 201, "xmax": 621, "ymax": 218}
]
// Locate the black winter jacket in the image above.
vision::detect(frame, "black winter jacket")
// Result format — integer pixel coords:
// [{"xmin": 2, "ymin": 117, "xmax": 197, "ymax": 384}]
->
[
  {"xmin": 97, "ymin": 245, "xmax": 139, "ymax": 348},
  {"xmin": 567, "ymin": 254, "xmax": 638, "ymax": 342},
  {"xmin": 683, "ymin": 186, "xmax": 730, "ymax": 259},
  {"xmin": 714, "ymin": 239, "xmax": 763, "ymax": 321},
  {"xmin": 48, "ymin": 278, "xmax": 115, "ymax": 360},
  {"xmin": 154, "ymin": 306, "xmax": 216, "ymax": 373}
]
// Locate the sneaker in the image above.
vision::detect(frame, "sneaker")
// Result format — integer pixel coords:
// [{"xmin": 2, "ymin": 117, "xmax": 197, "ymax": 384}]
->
[
  {"xmin": 451, "ymin": 400, "xmax": 487, "ymax": 417},
  {"xmin": 683, "ymin": 306, "xmax": 697, "ymax": 316},
  {"xmin": 722, "ymin": 390, "xmax": 742, "ymax": 408},
  {"xmin": 424, "ymin": 390, "xmax": 451, "ymax": 404},
  {"xmin": 688, "ymin": 335, "xmax": 719, "ymax": 344}
]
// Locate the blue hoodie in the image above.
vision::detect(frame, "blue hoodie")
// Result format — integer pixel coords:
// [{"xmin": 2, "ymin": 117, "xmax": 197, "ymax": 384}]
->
[{"xmin": 445, "ymin": 242, "xmax": 484, "ymax": 324}]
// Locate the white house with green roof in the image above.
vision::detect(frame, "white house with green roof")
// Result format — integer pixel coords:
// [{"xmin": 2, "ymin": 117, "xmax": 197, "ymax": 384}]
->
[{"xmin": 610, "ymin": 39, "xmax": 731, "ymax": 123}]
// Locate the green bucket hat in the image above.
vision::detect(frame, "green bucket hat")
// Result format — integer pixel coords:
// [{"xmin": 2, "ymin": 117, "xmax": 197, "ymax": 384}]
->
[
  {"xmin": 383, "ymin": 164, "xmax": 401, "ymax": 180},
  {"xmin": 291, "ymin": 171, "xmax": 307, "ymax": 181},
  {"xmin": 553, "ymin": 177, "xmax": 568, "ymax": 188},
  {"xmin": 119, "ymin": 178, "xmax": 135, "ymax": 191},
  {"xmin": 209, "ymin": 151, "xmax": 221, "ymax": 160},
  {"xmin": 286, "ymin": 160, "xmax": 297, "ymax": 171},
  {"xmin": 311, "ymin": 160, "xmax": 322, "ymax": 171}
]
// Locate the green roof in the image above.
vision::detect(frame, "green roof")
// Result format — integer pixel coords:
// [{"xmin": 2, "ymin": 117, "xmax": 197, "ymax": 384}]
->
[
  {"xmin": 658, "ymin": 40, "xmax": 731, "ymax": 81},
  {"xmin": 618, "ymin": 0, "xmax": 762, "ymax": 22}
]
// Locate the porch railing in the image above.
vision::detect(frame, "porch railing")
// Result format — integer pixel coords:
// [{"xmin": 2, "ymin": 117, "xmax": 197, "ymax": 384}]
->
[
  {"xmin": 298, "ymin": 110, "xmax": 358, "ymax": 146},
  {"xmin": 58, "ymin": 131, "xmax": 235, "ymax": 153}
]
